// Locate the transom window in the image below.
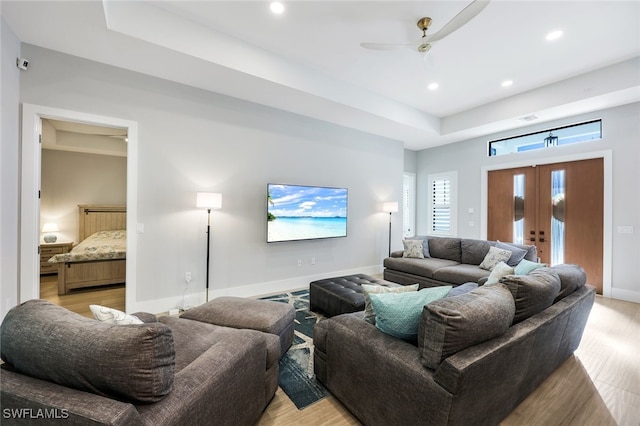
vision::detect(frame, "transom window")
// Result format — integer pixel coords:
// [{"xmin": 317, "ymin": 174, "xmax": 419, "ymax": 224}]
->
[{"xmin": 488, "ymin": 119, "xmax": 602, "ymax": 157}]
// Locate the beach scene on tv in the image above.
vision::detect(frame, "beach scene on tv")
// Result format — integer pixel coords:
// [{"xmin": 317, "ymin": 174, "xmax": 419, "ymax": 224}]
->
[{"xmin": 267, "ymin": 184, "xmax": 348, "ymax": 243}]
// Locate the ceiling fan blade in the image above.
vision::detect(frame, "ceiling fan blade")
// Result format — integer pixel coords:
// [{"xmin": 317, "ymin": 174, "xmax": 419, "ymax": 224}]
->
[
  {"xmin": 360, "ymin": 42, "xmax": 415, "ymax": 51},
  {"xmin": 424, "ymin": 0, "xmax": 490, "ymax": 43}
]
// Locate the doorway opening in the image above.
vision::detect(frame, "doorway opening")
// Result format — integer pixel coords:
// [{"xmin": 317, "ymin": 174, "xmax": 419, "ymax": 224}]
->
[{"xmin": 20, "ymin": 104, "xmax": 138, "ymax": 313}]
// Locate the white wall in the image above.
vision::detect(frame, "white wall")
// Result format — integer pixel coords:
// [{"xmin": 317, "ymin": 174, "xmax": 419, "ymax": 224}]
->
[
  {"xmin": 404, "ymin": 149, "xmax": 417, "ymax": 174},
  {"xmin": 416, "ymin": 102, "xmax": 640, "ymax": 302},
  {"xmin": 18, "ymin": 44, "xmax": 404, "ymax": 313},
  {"xmin": 1, "ymin": 17, "xmax": 21, "ymax": 322},
  {"xmin": 41, "ymin": 149, "xmax": 127, "ymax": 243}
]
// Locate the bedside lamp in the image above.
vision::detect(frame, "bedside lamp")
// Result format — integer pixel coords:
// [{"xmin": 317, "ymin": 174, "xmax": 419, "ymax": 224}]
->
[
  {"xmin": 196, "ymin": 192, "xmax": 222, "ymax": 302},
  {"xmin": 42, "ymin": 223, "xmax": 59, "ymax": 243}
]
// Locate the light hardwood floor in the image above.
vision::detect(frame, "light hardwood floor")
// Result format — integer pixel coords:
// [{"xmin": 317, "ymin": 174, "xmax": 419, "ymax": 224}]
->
[
  {"xmin": 40, "ymin": 274, "xmax": 125, "ymax": 318},
  {"xmin": 41, "ymin": 276, "xmax": 639, "ymax": 425}
]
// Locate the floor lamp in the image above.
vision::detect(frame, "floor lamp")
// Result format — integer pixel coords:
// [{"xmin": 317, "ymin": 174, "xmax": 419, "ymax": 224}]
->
[
  {"xmin": 382, "ymin": 202, "xmax": 399, "ymax": 257},
  {"xmin": 196, "ymin": 192, "xmax": 222, "ymax": 302}
]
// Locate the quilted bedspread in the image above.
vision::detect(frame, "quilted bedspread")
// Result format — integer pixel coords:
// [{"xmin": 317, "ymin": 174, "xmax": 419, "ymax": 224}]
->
[{"xmin": 48, "ymin": 230, "xmax": 126, "ymax": 263}]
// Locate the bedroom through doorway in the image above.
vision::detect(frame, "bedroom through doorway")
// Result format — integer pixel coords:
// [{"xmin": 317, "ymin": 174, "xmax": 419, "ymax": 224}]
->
[{"xmin": 39, "ymin": 118, "xmax": 128, "ymax": 317}]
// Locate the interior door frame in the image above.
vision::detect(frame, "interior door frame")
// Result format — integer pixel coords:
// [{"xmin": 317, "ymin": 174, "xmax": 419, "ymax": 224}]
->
[
  {"xmin": 20, "ymin": 103, "xmax": 138, "ymax": 312},
  {"xmin": 480, "ymin": 150, "xmax": 612, "ymax": 297}
]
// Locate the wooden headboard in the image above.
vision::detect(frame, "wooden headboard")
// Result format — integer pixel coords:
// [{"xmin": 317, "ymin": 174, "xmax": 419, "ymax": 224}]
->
[{"xmin": 78, "ymin": 205, "xmax": 126, "ymax": 241}]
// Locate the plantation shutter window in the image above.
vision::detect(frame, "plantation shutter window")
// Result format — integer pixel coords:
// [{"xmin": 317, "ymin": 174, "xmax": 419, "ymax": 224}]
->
[{"xmin": 428, "ymin": 172, "xmax": 457, "ymax": 236}]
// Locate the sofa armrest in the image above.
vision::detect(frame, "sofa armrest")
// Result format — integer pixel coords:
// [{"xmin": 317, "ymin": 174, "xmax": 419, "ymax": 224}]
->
[
  {"xmin": 135, "ymin": 329, "xmax": 269, "ymax": 426},
  {"xmin": 390, "ymin": 250, "xmax": 404, "ymax": 258},
  {"xmin": 0, "ymin": 366, "xmax": 141, "ymax": 425},
  {"xmin": 432, "ymin": 285, "xmax": 595, "ymax": 425},
  {"xmin": 322, "ymin": 314, "xmax": 451, "ymax": 426}
]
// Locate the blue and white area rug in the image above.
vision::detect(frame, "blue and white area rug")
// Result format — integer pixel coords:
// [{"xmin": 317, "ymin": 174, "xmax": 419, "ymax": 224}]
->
[{"xmin": 260, "ymin": 289, "xmax": 329, "ymax": 409}]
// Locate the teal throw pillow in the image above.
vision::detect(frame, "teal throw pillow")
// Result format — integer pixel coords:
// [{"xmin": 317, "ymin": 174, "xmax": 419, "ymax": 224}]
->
[
  {"xmin": 369, "ymin": 286, "xmax": 452, "ymax": 342},
  {"xmin": 514, "ymin": 258, "xmax": 546, "ymax": 275}
]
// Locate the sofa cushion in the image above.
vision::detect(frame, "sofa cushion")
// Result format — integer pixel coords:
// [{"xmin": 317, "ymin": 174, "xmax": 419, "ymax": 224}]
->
[
  {"xmin": 361, "ymin": 283, "xmax": 419, "ymax": 324},
  {"xmin": 0, "ymin": 300, "xmax": 175, "ymax": 403},
  {"xmin": 514, "ymin": 258, "xmax": 546, "ymax": 275},
  {"xmin": 550, "ymin": 264, "xmax": 587, "ymax": 302},
  {"xmin": 499, "ymin": 268, "xmax": 561, "ymax": 324},
  {"xmin": 479, "ymin": 246, "xmax": 512, "ymax": 271},
  {"xmin": 428, "ymin": 237, "xmax": 462, "ymax": 262},
  {"xmin": 418, "ymin": 284, "xmax": 515, "ymax": 369},
  {"xmin": 159, "ymin": 316, "xmax": 280, "ymax": 371},
  {"xmin": 369, "ymin": 286, "xmax": 452, "ymax": 341},
  {"xmin": 496, "ymin": 241, "xmax": 529, "ymax": 267},
  {"xmin": 460, "ymin": 239, "xmax": 491, "ymax": 265},
  {"xmin": 486, "ymin": 261, "xmax": 514, "ymax": 285},
  {"xmin": 432, "ymin": 264, "xmax": 490, "ymax": 285},
  {"xmin": 384, "ymin": 256, "xmax": 459, "ymax": 279},
  {"xmin": 406, "ymin": 235, "xmax": 430, "ymax": 258},
  {"xmin": 402, "ymin": 239, "xmax": 425, "ymax": 258}
]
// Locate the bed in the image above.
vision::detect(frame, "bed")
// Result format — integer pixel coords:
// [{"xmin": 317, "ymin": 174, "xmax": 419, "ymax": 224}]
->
[{"xmin": 48, "ymin": 205, "xmax": 126, "ymax": 295}]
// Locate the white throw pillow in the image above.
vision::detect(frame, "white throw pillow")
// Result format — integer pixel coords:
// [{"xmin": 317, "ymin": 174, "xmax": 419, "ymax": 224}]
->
[
  {"xmin": 90, "ymin": 305, "xmax": 143, "ymax": 325},
  {"xmin": 486, "ymin": 261, "xmax": 515, "ymax": 285},
  {"xmin": 479, "ymin": 246, "xmax": 512, "ymax": 271},
  {"xmin": 402, "ymin": 239, "xmax": 424, "ymax": 259}
]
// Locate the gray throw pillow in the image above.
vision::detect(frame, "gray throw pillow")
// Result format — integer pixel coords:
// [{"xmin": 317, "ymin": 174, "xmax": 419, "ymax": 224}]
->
[
  {"xmin": 446, "ymin": 282, "xmax": 478, "ymax": 297},
  {"xmin": 0, "ymin": 300, "xmax": 175, "ymax": 403},
  {"xmin": 418, "ymin": 284, "xmax": 515, "ymax": 369},
  {"xmin": 496, "ymin": 241, "xmax": 529, "ymax": 267},
  {"xmin": 499, "ymin": 268, "xmax": 561, "ymax": 324}
]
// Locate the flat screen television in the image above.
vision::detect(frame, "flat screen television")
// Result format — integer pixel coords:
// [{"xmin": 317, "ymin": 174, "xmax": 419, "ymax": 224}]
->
[{"xmin": 267, "ymin": 183, "xmax": 348, "ymax": 243}]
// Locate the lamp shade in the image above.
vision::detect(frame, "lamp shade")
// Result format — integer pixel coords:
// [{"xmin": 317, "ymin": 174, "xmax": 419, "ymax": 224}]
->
[
  {"xmin": 41, "ymin": 223, "xmax": 59, "ymax": 233},
  {"xmin": 382, "ymin": 202, "xmax": 399, "ymax": 213},
  {"xmin": 196, "ymin": 192, "xmax": 222, "ymax": 209}
]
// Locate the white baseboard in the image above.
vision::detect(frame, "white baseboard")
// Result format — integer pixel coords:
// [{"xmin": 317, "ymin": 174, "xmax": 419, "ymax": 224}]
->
[
  {"xmin": 609, "ymin": 287, "xmax": 640, "ymax": 304},
  {"xmin": 133, "ymin": 265, "xmax": 384, "ymax": 315}
]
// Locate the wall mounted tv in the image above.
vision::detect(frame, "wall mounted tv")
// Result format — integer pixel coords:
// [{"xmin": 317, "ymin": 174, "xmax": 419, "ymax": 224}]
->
[{"xmin": 267, "ymin": 183, "xmax": 348, "ymax": 243}]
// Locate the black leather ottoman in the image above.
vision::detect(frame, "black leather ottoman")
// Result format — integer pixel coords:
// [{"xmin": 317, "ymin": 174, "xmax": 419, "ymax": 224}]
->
[{"xmin": 309, "ymin": 273, "xmax": 401, "ymax": 317}]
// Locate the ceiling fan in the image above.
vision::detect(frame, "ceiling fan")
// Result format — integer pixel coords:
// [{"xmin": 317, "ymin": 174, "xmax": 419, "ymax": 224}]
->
[{"xmin": 360, "ymin": 0, "xmax": 490, "ymax": 53}]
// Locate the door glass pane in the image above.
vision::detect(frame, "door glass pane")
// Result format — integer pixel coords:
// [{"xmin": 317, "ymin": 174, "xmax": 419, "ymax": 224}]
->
[
  {"xmin": 551, "ymin": 170, "xmax": 565, "ymax": 265},
  {"xmin": 513, "ymin": 174, "xmax": 525, "ymax": 244}
]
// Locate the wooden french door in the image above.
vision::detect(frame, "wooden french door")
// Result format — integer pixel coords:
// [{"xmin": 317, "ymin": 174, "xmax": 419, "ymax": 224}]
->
[{"xmin": 488, "ymin": 158, "xmax": 603, "ymax": 293}]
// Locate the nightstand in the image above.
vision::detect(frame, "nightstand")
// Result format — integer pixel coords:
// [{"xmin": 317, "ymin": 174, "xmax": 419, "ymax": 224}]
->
[{"xmin": 40, "ymin": 242, "xmax": 73, "ymax": 275}]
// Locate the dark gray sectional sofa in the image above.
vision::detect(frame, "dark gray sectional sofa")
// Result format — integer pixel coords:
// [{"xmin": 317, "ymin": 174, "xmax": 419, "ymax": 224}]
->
[
  {"xmin": 384, "ymin": 236, "xmax": 538, "ymax": 288},
  {"xmin": 314, "ymin": 263, "xmax": 594, "ymax": 425}
]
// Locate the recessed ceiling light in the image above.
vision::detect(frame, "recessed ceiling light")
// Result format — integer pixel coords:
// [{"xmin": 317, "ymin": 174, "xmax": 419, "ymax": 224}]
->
[
  {"xmin": 270, "ymin": 2, "xmax": 285, "ymax": 14},
  {"xmin": 546, "ymin": 30, "xmax": 563, "ymax": 41},
  {"xmin": 427, "ymin": 82, "xmax": 439, "ymax": 91},
  {"xmin": 501, "ymin": 80, "xmax": 513, "ymax": 88}
]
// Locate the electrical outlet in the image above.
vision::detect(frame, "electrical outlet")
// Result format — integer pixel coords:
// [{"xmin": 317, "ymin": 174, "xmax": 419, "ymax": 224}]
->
[
  {"xmin": 297, "ymin": 259, "xmax": 302, "ymax": 267},
  {"xmin": 185, "ymin": 272, "xmax": 192, "ymax": 283},
  {"xmin": 311, "ymin": 257, "xmax": 316, "ymax": 265}
]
